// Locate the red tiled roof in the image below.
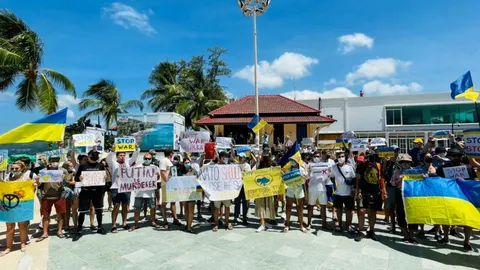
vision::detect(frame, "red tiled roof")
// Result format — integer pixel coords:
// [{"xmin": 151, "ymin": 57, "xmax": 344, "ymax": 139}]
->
[
  {"xmin": 208, "ymin": 95, "xmax": 320, "ymax": 116},
  {"xmin": 196, "ymin": 115, "xmax": 335, "ymax": 125}
]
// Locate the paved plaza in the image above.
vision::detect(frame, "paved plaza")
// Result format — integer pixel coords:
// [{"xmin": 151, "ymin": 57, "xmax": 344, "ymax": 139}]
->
[{"xmin": 1, "ymin": 199, "xmax": 480, "ymax": 270}]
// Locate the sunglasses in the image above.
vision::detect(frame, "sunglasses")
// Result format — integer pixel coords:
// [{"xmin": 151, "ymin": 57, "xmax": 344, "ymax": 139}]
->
[
  {"xmin": 314, "ymin": 155, "xmax": 321, "ymax": 158},
  {"xmin": 12, "ymin": 167, "xmax": 21, "ymax": 171},
  {"xmin": 144, "ymin": 158, "xmax": 152, "ymax": 161}
]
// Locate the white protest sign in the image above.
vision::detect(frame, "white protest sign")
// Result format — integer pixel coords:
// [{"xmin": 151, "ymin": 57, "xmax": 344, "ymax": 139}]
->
[
  {"xmin": 370, "ymin": 138, "xmax": 386, "ymax": 147},
  {"xmin": 39, "ymin": 170, "xmax": 63, "ymax": 183},
  {"xmin": 198, "ymin": 165, "xmax": 243, "ymax": 201},
  {"xmin": 85, "ymin": 127, "xmax": 105, "ymax": 152},
  {"xmin": 37, "ymin": 149, "xmax": 67, "ymax": 164},
  {"xmin": 73, "ymin": 134, "xmax": 96, "ymax": 147},
  {"xmin": 117, "ymin": 166, "xmax": 159, "ymax": 193},
  {"xmin": 81, "ymin": 171, "xmax": 106, "ymax": 187},
  {"xmin": 342, "ymin": 131, "xmax": 356, "ymax": 140},
  {"xmin": 165, "ymin": 175, "xmax": 202, "ymax": 202},
  {"xmin": 215, "ymin": 137, "xmax": 233, "ymax": 149},
  {"xmin": 302, "ymin": 137, "xmax": 314, "ymax": 146},
  {"xmin": 179, "ymin": 131, "xmax": 210, "ymax": 153},
  {"xmin": 351, "ymin": 138, "xmax": 369, "ymax": 152},
  {"xmin": 442, "ymin": 165, "xmax": 470, "ymax": 179}
]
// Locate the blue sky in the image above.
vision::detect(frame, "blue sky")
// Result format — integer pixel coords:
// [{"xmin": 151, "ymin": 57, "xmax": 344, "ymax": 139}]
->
[{"xmin": 2, "ymin": 0, "xmax": 480, "ymax": 133}]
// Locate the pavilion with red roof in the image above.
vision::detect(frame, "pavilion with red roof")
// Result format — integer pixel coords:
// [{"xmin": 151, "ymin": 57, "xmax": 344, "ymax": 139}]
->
[{"xmin": 195, "ymin": 95, "xmax": 335, "ymax": 144}]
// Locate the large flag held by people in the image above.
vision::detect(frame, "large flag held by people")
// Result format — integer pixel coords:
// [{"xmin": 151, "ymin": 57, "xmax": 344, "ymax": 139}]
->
[
  {"xmin": 279, "ymin": 140, "xmax": 302, "ymax": 171},
  {"xmin": 0, "ymin": 108, "xmax": 68, "ymax": 144},
  {"xmin": 403, "ymin": 177, "xmax": 480, "ymax": 229},
  {"xmin": 450, "ymin": 71, "xmax": 479, "ymax": 101},
  {"xmin": 247, "ymin": 115, "xmax": 268, "ymax": 133}
]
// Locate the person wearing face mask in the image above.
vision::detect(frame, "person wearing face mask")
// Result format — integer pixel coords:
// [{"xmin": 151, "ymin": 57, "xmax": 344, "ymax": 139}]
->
[
  {"xmin": 408, "ymin": 138, "xmax": 424, "ymax": 167},
  {"xmin": 382, "ymin": 146, "xmax": 400, "ymax": 233},
  {"xmin": 284, "ymin": 155, "xmax": 307, "ymax": 233},
  {"xmin": 331, "ymin": 151, "xmax": 356, "ymax": 233},
  {"xmin": 72, "ymin": 150, "xmax": 107, "ymax": 241},
  {"xmin": 432, "ymin": 147, "xmax": 449, "ymax": 171},
  {"xmin": 306, "ymin": 151, "xmax": 331, "ymax": 230},
  {"xmin": 181, "ymin": 158, "xmax": 198, "ymax": 233},
  {"xmin": 233, "ymin": 152, "xmax": 251, "ymax": 226},
  {"xmin": 160, "ymin": 149, "xmax": 183, "ymax": 229},
  {"xmin": 62, "ymin": 161, "xmax": 76, "ymax": 231},
  {"xmin": 436, "ymin": 148, "xmax": 476, "ymax": 251}
]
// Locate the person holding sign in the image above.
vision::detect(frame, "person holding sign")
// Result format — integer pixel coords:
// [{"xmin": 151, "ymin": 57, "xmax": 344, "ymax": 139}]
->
[
  {"xmin": 72, "ymin": 150, "xmax": 107, "ymax": 242},
  {"xmin": 160, "ymin": 149, "xmax": 183, "ymax": 229},
  {"xmin": 283, "ymin": 155, "xmax": 307, "ymax": 233},
  {"xmin": 307, "ymin": 151, "xmax": 332, "ymax": 231},
  {"xmin": 233, "ymin": 152, "xmax": 251, "ymax": 226},
  {"xmin": 1, "ymin": 161, "xmax": 37, "ymax": 256},
  {"xmin": 107, "ymin": 143, "xmax": 140, "ymax": 233}
]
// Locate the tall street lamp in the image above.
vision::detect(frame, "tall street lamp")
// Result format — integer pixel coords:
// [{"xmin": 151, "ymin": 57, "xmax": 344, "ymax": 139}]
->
[{"xmin": 237, "ymin": 0, "xmax": 271, "ymax": 150}]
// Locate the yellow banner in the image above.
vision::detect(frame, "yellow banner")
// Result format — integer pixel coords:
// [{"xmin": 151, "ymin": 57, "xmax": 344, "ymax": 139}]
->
[
  {"xmin": 243, "ymin": 167, "xmax": 285, "ymax": 200},
  {"xmin": 378, "ymin": 151, "xmax": 395, "ymax": 158},
  {"xmin": 403, "ymin": 174, "xmax": 424, "ymax": 181}
]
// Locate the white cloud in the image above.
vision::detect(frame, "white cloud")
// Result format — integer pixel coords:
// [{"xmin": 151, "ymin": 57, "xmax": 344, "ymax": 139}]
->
[
  {"xmin": 346, "ymin": 58, "xmax": 411, "ymax": 84},
  {"xmin": 323, "ymin": 78, "xmax": 337, "ymax": 86},
  {"xmin": 338, "ymin": 33, "xmax": 374, "ymax": 54},
  {"xmin": 58, "ymin": 94, "xmax": 81, "ymax": 118},
  {"xmin": 281, "ymin": 87, "xmax": 357, "ymax": 100},
  {"xmin": 234, "ymin": 52, "xmax": 319, "ymax": 89},
  {"xmin": 103, "ymin": 2, "xmax": 156, "ymax": 35},
  {"xmin": 362, "ymin": 80, "xmax": 423, "ymax": 95},
  {"xmin": 0, "ymin": 92, "xmax": 14, "ymax": 101}
]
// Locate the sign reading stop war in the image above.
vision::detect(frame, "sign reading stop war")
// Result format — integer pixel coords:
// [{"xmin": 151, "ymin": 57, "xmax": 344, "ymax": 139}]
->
[
  {"xmin": 115, "ymin": 137, "xmax": 136, "ymax": 152},
  {"xmin": 81, "ymin": 171, "xmax": 106, "ymax": 187},
  {"xmin": 73, "ymin": 134, "xmax": 96, "ymax": 147},
  {"xmin": 117, "ymin": 166, "xmax": 159, "ymax": 193},
  {"xmin": 464, "ymin": 129, "xmax": 480, "ymax": 158},
  {"xmin": 198, "ymin": 165, "xmax": 243, "ymax": 201},
  {"xmin": 179, "ymin": 131, "xmax": 210, "ymax": 153},
  {"xmin": 443, "ymin": 165, "xmax": 470, "ymax": 180}
]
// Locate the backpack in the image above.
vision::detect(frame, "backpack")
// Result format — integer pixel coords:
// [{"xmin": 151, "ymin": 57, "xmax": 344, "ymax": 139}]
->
[{"xmin": 364, "ymin": 162, "xmax": 381, "ymax": 185}]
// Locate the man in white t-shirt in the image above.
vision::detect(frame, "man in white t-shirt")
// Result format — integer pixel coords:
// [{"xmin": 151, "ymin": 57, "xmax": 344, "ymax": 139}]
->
[
  {"xmin": 234, "ymin": 152, "xmax": 251, "ymax": 225},
  {"xmin": 331, "ymin": 151, "xmax": 356, "ymax": 233},
  {"xmin": 160, "ymin": 149, "xmax": 182, "ymax": 229},
  {"xmin": 307, "ymin": 151, "xmax": 332, "ymax": 229}
]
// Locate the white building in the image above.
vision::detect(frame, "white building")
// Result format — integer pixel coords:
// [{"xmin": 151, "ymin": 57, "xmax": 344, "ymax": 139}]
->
[{"xmin": 299, "ymin": 92, "xmax": 479, "ymax": 151}]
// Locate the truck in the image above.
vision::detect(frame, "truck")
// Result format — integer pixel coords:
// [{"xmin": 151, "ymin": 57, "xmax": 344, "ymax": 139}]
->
[{"xmin": 116, "ymin": 112, "xmax": 185, "ymax": 151}]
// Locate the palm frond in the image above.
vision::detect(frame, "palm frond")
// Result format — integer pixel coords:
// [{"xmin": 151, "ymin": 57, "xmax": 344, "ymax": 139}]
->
[
  {"xmin": 80, "ymin": 108, "xmax": 104, "ymax": 122},
  {"xmin": 15, "ymin": 78, "xmax": 37, "ymax": 111},
  {"xmin": 121, "ymin": 100, "xmax": 144, "ymax": 111},
  {"xmin": 43, "ymin": 69, "xmax": 75, "ymax": 96},
  {"xmin": 0, "ymin": 10, "xmax": 31, "ymax": 38},
  {"xmin": 37, "ymin": 73, "xmax": 57, "ymax": 114},
  {"xmin": 78, "ymin": 99, "xmax": 102, "ymax": 111},
  {"xmin": 0, "ymin": 47, "xmax": 21, "ymax": 66}
]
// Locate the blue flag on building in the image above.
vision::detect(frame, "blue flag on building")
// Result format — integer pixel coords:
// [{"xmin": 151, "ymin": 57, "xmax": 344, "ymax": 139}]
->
[{"xmin": 450, "ymin": 71, "xmax": 479, "ymax": 101}]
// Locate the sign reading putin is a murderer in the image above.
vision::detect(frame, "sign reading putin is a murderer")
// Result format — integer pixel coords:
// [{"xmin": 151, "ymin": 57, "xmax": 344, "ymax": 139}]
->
[{"xmin": 117, "ymin": 166, "xmax": 159, "ymax": 193}]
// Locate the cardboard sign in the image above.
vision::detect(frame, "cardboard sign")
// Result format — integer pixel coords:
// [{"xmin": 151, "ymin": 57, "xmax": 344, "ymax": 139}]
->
[
  {"xmin": 37, "ymin": 149, "xmax": 67, "ymax": 165},
  {"xmin": 165, "ymin": 175, "xmax": 202, "ymax": 202},
  {"xmin": 117, "ymin": 166, "xmax": 159, "ymax": 193},
  {"xmin": 351, "ymin": 138, "xmax": 369, "ymax": 152},
  {"xmin": 115, "ymin": 138, "xmax": 136, "ymax": 152},
  {"xmin": 179, "ymin": 131, "xmax": 210, "ymax": 153},
  {"xmin": 0, "ymin": 150, "xmax": 7, "ymax": 171},
  {"xmin": 342, "ymin": 131, "xmax": 356, "ymax": 139},
  {"xmin": 301, "ymin": 137, "xmax": 314, "ymax": 146},
  {"xmin": 0, "ymin": 180, "xmax": 34, "ymax": 222},
  {"xmin": 378, "ymin": 147, "xmax": 395, "ymax": 158},
  {"xmin": 433, "ymin": 130, "xmax": 450, "ymax": 139},
  {"xmin": 243, "ymin": 167, "xmax": 284, "ymax": 200},
  {"xmin": 39, "ymin": 170, "xmax": 63, "ymax": 183},
  {"xmin": 216, "ymin": 137, "xmax": 233, "ymax": 149},
  {"xmin": 81, "ymin": 171, "xmax": 106, "ymax": 187},
  {"xmin": 73, "ymin": 134, "xmax": 96, "ymax": 147},
  {"xmin": 370, "ymin": 138, "xmax": 386, "ymax": 147},
  {"xmin": 403, "ymin": 168, "xmax": 424, "ymax": 181},
  {"xmin": 198, "ymin": 165, "xmax": 243, "ymax": 201},
  {"xmin": 464, "ymin": 129, "xmax": 480, "ymax": 158},
  {"xmin": 281, "ymin": 169, "xmax": 305, "ymax": 188},
  {"xmin": 443, "ymin": 166, "xmax": 470, "ymax": 180}
]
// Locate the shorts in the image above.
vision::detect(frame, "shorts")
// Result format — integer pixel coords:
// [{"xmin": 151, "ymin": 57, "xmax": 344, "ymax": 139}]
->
[
  {"xmin": 134, "ymin": 197, "xmax": 154, "ymax": 210},
  {"xmin": 214, "ymin": 200, "xmax": 232, "ymax": 208},
  {"xmin": 41, "ymin": 198, "xmax": 66, "ymax": 217},
  {"xmin": 286, "ymin": 186, "xmax": 305, "ymax": 199},
  {"xmin": 333, "ymin": 195, "xmax": 354, "ymax": 210},
  {"xmin": 105, "ymin": 182, "xmax": 112, "ymax": 192},
  {"xmin": 308, "ymin": 190, "xmax": 328, "ymax": 206},
  {"xmin": 360, "ymin": 192, "xmax": 383, "ymax": 211},
  {"xmin": 111, "ymin": 189, "xmax": 131, "ymax": 205},
  {"xmin": 386, "ymin": 187, "xmax": 396, "ymax": 208},
  {"xmin": 78, "ymin": 187, "xmax": 105, "ymax": 212}
]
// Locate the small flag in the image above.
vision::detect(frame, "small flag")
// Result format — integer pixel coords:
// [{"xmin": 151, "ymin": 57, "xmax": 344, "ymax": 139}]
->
[
  {"xmin": 450, "ymin": 71, "xmax": 479, "ymax": 101},
  {"xmin": 0, "ymin": 108, "xmax": 67, "ymax": 144},
  {"xmin": 279, "ymin": 141, "xmax": 302, "ymax": 171},
  {"xmin": 247, "ymin": 115, "xmax": 268, "ymax": 133}
]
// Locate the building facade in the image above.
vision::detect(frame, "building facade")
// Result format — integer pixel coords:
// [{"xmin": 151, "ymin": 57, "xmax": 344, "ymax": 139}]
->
[{"xmin": 299, "ymin": 92, "xmax": 479, "ymax": 151}]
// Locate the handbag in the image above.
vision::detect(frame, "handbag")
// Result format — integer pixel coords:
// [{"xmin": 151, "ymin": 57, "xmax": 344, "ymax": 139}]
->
[{"xmin": 337, "ymin": 164, "xmax": 354, "ymax": 186}]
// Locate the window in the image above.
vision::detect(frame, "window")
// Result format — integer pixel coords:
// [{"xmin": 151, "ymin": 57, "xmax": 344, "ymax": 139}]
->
[
  {"xmin": 385, "ymin": 104, "xmax": 478, "ymax": 126},
  {"xmin": 386, "ymin": 107, "xmax": 402, "ymax": 125},
  {"xmin": 326, "ymin": 114, "xmax": 333, "ymax": 118}
]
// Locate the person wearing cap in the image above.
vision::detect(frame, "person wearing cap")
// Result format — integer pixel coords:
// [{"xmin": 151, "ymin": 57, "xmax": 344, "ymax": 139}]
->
[
  {"xmin": 408, "ymin": 138, "xmax": 424, "ymax": 167},
  {"xmin": 233, "ymin": 152, "xmax": 251, "ymax": 226},
  {"xmin": 283, "ymin": 154, "xmax": 307, "ymax": 233},
  {"xmin": 382, "ymin": 145, "xmax": 400, "ymax": 232},
  {"xmin": 436, "ymin": 147, "xmax": 476, "ymax": 251},
  {"xmin": 432, "ymin": 147, "xmax": 449, "ymax": 170}
]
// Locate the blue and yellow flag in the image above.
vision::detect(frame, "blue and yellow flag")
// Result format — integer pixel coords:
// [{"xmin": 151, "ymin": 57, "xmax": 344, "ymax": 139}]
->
[
  {"xmin": 279, "ymin": 141, "xmax": 302, "ymax": 171},
  {"xmin": 450, "ymin": 71, "xmax": 479, "ymax": 101},
  {"xmin": 247, "ymin": 115, "xmax": 268, "ymax": 133},
  {"xmin": 404, "ymin": 177, "xmax": 480, "ymax": 229},
  {"xmin": 432, "ymin": 130, "xmax": 450, "ymax": 139},
  {"xmin": 0, "ymin": 108, "xmax": 67, "ymax": 144},
  {"xmin": 0, "ymin": 180, "xmax": 35, "ymax": 222}
]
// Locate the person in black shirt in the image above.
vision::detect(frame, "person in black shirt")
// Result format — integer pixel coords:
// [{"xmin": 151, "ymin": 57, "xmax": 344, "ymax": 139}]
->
[
  {"xmin": 72, "ymin": 150, "xmax": 106, "ymax": 241},
  {"xmin": 436, "ymin": 148, "xmax": 476, "ymax": 251}
]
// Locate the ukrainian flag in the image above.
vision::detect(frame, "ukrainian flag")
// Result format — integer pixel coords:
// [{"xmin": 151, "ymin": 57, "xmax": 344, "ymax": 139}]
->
[
  {"xmin": 279, "ymin": 141, "xmax": 302, "ymax": 171},
  {"xmin": 0, "ymin": 180, "xmax": 35, "ymax": 222},
  {"xmin": 247, "ymin": 114, "xmax": 268, "ymax": 133},
  {"xmin": 432, "ymin": 130, "xmax": 450, "ymax": 139},
  {"xmin": 450, "ymin": 71, "xmax": 479, "ymax": 101},
  {"xmin": 0, "ymin": 108, "xmax": 67, "ymax": 144},
  {"xmin": 403, "ymin": 177, "xmax": 480, "ymax": 229}
]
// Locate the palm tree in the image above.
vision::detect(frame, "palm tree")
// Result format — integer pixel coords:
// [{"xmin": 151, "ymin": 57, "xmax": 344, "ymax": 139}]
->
[
  {"xmin": 78, "ymin": 79, "xmax": 144, "ymax": 129},
  {"xmin": 0, "ymin": 10, "xmax": 75, "ymax": 113}
]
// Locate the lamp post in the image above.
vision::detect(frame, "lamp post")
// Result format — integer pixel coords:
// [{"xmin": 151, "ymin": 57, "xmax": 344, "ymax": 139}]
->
[{"xmin": 237, "ymin": 0, "xmax": 271, "ymax": 151}]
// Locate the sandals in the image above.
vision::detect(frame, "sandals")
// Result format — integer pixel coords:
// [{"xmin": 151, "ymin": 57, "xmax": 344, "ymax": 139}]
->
[
  {"xmin": 212, "ymin": 226, "xmax": 219, "ymax": 232},
  {"xmin": 226, "ymin": 223, "xmax": 233, "ymax": 231},
  {"xmin": 283, "ymin": 226, "xmax": 290, "ymax": 233},
  {"xmin": 151, "ymin": 224, "xmax": 161, "ymax": 230},
  {"xmin": 128, "ymin": 226, "xmax": 137, "ymax": 232},
  {"xmin": 163, "ymin": 222, "xmax": 169, "ymax": 230},
  {"xmin": 172, "ymin": 219, "xmax": 182, "ymax": 226},
  {"xmin": 111, "ymin": 227, "xmax": 118, "ymax": 233},
  {"xmin": 57, "ymin": 234, "xmax": 65, "ymax": 239},
  {"xmin": 334, "ymin": 226, "xmax": 343, "ymax": 232},
  {"xmin": 186, "ymin": 228, "xmax": 197, "ymax": 234},
  {"xmin": 36, "ymin": 235, "xmax": 49, "ymax": 242},
  {"xmin": 122, "ymin": 225, "xmax": 131, "ymax": 231}
]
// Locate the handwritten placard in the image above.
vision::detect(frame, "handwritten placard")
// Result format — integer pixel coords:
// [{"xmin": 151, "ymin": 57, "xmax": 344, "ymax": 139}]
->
[
  {"xmin": 0, "ymin": 150, "xmax": 7, "ymax": 171},
  {"xmin": 81, "ymin": 171, "xmax": 106, "ymax": 187},
  {"xmin": 117, "ymin": 166, "xmax": 159, "ymax": 193},
  {"xmin": 115, "ymin": 137, "xmax": 136, "ymax": 152},
  {"xmin": 179, "ymin": 131, "xmax": 210, "ymax": 153},
  {"xmin": 282, "ymin": 169, "xmax": 305, "ymax": 188},
  {"xmin": 216, "ymin": 137, "xmax": 233, "ymax": 149},
  {"xmin": 37, "ymin": 149, "xmax": 67, "ymax": 164},
  {"xmin": 464, "ymin": 129, "xmax": 480, "ymax": 158},
  {"xmin": 342, "ymin": 131, "xmax": 356, "ymax": 140},
  {"xmin": 165, "ymin": 175, "xmax": 202, "ymax": 202},
  {"xmin": 39, "ymin": 170, "xmax": 63, "ymax": 183},
  {"xmin": 198, "ymin": 165, "xmax": 243, "ymax": 201},
  {"xmin": 443, "ymin": 165, "xmax": 470, "ymax": 179},
  {"xmin": 370, "ymin": 138, "xmax": 386, "ymax": 147},
  {"xmin": 301, "ymin": 137, "xmax": 314, "ymax": 146},
  {"xmin": 73, "ymin": 134, "xmax": 96, "ymax": 147},
  {"xmin": 243, "ymin": 167, "xmax": 284, "ymax": 200},
  {"xmin": 351, "ymin": 138, "xmax": 369, "ymax": 152}
]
